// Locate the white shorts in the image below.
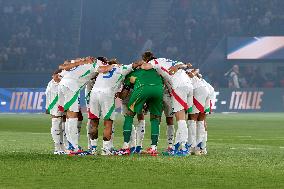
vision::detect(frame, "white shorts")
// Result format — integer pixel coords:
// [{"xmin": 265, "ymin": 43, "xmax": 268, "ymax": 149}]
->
[
  {"xmin": 58, "ymin": 85, "xmax": 80, "ymax": 113},
  {"xmin": 171, "ymin": 85, "xmax": 193, "ymax": 113},
  {"xmin": 50, "ymin": 105, "xmax": 63, "ymax": 117},
  {"xmin": 192, "ymin": 86, "xmax": 209, "ymax": 114},
  {"xmin": 89, "ymin": 91, "xmax": 116, "ymax": 120},
  {"xmin": 163, "ymin": 91, "xmax": 174, "ymax": 117}
]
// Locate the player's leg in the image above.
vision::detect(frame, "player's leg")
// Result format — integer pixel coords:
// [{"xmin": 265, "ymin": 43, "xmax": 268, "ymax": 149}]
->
[
  {"xmin": 130, "ymin": 124, "xmax": 137, "ymax": 153},
  {"xmin": 135, "ymin": 113, "xmax": 145, "ymax": 153},
  {"xmin": 64, "ymin": 87, "xmax": 81, "ymax": 153},
  {"xmin": 51, "ymin": 115, "xmax": 63, "ymax": 154},
  {"xmin": 121, "ymin": 102, "xmax": 136, "ymax": 153},
  {"xmin": 110, "ymin": 122, "xmax": 115, "ymax": 151},
  {"xmin": 171, "ymin": 86, "xmax": 190, "ymax": 155},
  {"xmin": 77, "ymin": 110, "xmax": 83, "ymax": 143},
  {"xmin": 60, "ymin": 115, "xmax": 68, "ymax": 151},
  {"xmin": 166, "ymin": 117, "xmax": 175, "ymax": 149},
  {"xmin": 88, "ymin": 91, "xmax": 101, "ymax": 155},
  {"xmin": 196, "ymin": 113, "xmax": 206, "ymax": 155},
  {"xmin": 187, "ymin": 87, "xmax": 198, "ymax": 154},
  {"xmin": 57, "ymin": 85, "xmax": 68, "ymax": 151},
  {"xmin": 101, "ymin": 95, "xmax": 116, "ymax": 155},
  {"xmin": 163, "ymin": 93, "xmax": 175, "ymax": 150},
  {"xmin": 193, "ymin": 87, "xmax": 208, "ymax": 155},
  {"xmin": 201, "ymin": 96, "xmax": 211, "ymax": 155},
  {"xmin": 188, "ymin": 113, "xmax": 198, "ymax": 154},
  {"xmin": 201, "ymin": 115, "xmax": 208, "ymax": 155},
  {"xmin": 146, "ymin": 85, "xmax": 163, "ymax": 156},
  {"xmin": 117, "ymin": 88, "xmax": 145, "ymax": 155},
  {"xmin": 86, "ymin": 119, "xmax": 92, "ymax": 150}
]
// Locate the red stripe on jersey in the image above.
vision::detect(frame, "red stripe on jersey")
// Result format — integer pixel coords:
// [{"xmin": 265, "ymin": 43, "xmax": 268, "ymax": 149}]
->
[
  {"xmin": 193, "ymin": 97, "xmax": 204, "ymax": 113},
  {"xmin": 161, "ymin": 66, "xmax": 170, "ymax": 75},
  {"xmin": 171, "ymin": 88, "xmax": 189, "ymax": 110},
  {"xmin": 88, "ymin": 109, "xmax": 99, "ymax": 119},
  {"xmin": 154, "ymin": 59, "xmax": 159, "ymax": 65}
]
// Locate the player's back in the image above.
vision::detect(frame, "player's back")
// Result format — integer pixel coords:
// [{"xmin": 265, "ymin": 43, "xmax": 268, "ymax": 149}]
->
[
  {"xmin": 131, "ymin": 68, "xmax": 163, "ymax": 90},
  {"xmin": 92, "ymin": 64, "xmax": 131, "ymax": 94},
  {"xmin": 60, "ymin": 62, "xmax": 98, "ymax": 92}
]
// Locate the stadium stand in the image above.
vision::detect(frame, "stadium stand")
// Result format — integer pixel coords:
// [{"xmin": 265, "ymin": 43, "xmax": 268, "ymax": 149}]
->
[{"xmin": 0, "ymin": 0, "xmax": 283, "ymax": 87}]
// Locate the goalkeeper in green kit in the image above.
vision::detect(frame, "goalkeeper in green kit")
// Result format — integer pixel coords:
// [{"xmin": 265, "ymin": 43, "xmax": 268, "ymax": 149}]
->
[{"xmin": 117, "ymin": 58, "xmax": 164, "ymax": 156}]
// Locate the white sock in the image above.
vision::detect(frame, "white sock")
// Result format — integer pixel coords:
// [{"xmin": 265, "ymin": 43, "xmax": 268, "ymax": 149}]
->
[
  {"xmin": 90, "ymin": 139, "xmax": 98, "ymax": 147},
  {"xmin": 77, "ymin": 121, "xmax": 82, "ymax": 141},
  {"xmin": 110, "ymin": 123, "xmax": 115, "ymax": 149},
  {"xmin": 103, "ymin": 140, "xmax": 111, "ymax": 151},
  {"xmin": 202, "ymin": 131, "xmax": 207, "ymax": 150},
  {"xmin": 123, "ymin": 142, "xmax": 130, "ymax": 149},
  {"xmin": 174, "ymin": 127, "xmax": 181, "ymax": 146},
  {"xmin": 136, "ymin": 120, "xmax": 145, "ymax": 147},
  {"xmin": 67, "ymin": 118, "xmax": 79, "ymax": 151},
  {"xmin": 177, "ymin": 120, "xmax": 188, "ymax": 144},
  {"xmin": 188, "ymin": 120, "xmax": 197, "ymax": 148},
  {"xmin": 196, "ymin": 121, "xmax": 206, "ymax": 149},
  {"xmin": 130, "ymin": 125, "xmax": 136, "ymax": 148},
  {"xmin": 62, "ymin": 121, "xmax": 68, "ymax": 149},
  {"xmin": 151, "ymin": 145, "xmax": 157, "ymax": 151},
  {"xmin": 86, "ymin": 119, "xmax": 92, "ymax": 149},
  {"xmin": 167, "ymin": 125, "xmax": 175, "ymax": 147},
  {"xmin": 51, "ymin": 118, "xmax": 62, "ymax": 151}
]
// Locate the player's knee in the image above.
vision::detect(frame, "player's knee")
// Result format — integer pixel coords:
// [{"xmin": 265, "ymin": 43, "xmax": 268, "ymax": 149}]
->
[
  {"xmin": 197, "ymin": 113, "xmax": 206, "ymax": 121},
  {"xmin": 150, "ymin": 114, "xmax": 161, "ymax": 121},
  {"xmin": 188, "ymin": 113, "xmax": 198, "ymax": 121},
  {"xmin": 137, "ymin": 113, "xmax": 144, "ymax": 120},
  {"xmin": 166, "ymin": 117, "xmax": 174, "ymax": 125}
]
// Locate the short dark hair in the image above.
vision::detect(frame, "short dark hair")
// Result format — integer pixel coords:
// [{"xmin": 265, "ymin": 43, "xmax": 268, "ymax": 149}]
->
[
  {"xmin": 53, "ymin": 69, "xmax": 62, "ymax": 75},
  {"xmin": 108, "ymin": 58, "xmax": 119, "ymax": 65},
  {"xmin": 97, "ymin": 56, "xmax": 108, "ymax": 64},
  {"xmin": 142, "ymin": 51, "xmax": 155, "ymax": 62}
]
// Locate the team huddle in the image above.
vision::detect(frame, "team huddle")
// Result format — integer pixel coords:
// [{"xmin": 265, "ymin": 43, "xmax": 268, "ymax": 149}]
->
[{"xmin": 45, "ymin": 51, "xmax": 215, "ymax": 156}]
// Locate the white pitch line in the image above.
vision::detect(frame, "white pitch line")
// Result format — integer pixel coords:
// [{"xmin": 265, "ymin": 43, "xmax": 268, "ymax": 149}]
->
[
  {"xmin": 280, "ymin": 147, "xmax": 284, "ymax": 149},
  {"xmin": 236, "ymin": 136, "xmax": 252, "ymax": 138},
  {"xmin": 247, "ymin": 147, "xmax": 263, "ymax": 150}
]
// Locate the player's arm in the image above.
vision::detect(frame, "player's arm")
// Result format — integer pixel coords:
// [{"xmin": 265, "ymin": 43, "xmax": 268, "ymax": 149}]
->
[
  {"xmin": 168, "ymin": 62, "xmax": 192, "ymax": 75},
  {"xmin": 116, "ymin": 85, "xmax": 131, "ymax": 100},
  {"xmin": 141, "ymin": 62, "xmax": 153, "ymax": 70},
  {"xmin": 45, "ymin": 86, "xmax": 50, "ymax": 114},
  {"xmin": 59, "ymin": 56, "xmax": 95, "ymax": 70},
  {"xmin": 97, "ymin": 65, "xmax": 115, "ymax": 73}
]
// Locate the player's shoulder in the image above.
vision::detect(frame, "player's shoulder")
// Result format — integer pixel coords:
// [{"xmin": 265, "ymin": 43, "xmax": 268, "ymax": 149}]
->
[{"xmin": 47, "ymin": 79, "xmax": 54, "ymax": 87}]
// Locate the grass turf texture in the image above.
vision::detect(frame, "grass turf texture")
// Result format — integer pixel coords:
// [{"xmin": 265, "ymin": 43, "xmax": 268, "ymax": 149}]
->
[{"xmin": 0, "ymin": 113, "xmax": 283, "ymax": 189}]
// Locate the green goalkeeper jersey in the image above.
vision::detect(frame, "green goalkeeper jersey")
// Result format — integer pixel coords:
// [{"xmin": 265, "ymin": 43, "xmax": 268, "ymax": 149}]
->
[{"xmin": 128, "ymin": 68, "xmax": 163, "ymax": 90}]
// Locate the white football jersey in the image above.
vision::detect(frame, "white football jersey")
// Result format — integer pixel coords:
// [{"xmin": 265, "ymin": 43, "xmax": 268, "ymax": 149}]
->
[
  {"xmin": 201, "ymin": 78, "xmax": 215, "ymax": 99},
  {"xmin": 148, "ymin": 58, "xmax": 191, "ymax": 89},
  {"xmin": 92, "ymin": 64, "xmax": 133, "ymax": 95},
  {"xmin": 45, "ymin": 79, "xmax": 59, "ymax": 110},
  {"xmin": 59, "ymin": 61, "xmax": 100, "ymax": 92},
  {"xmin": 191, "ymin": 76, "xmax": 207, "ymax": 89}
]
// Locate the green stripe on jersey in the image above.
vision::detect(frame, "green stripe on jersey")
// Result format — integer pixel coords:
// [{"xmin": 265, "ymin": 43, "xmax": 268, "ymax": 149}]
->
[
  {"xmin": 79, "ymin": 70, "xmax": 91, "ymax": 78},
  {"xmin": 47, "ymin": 95, "xmax": 58, "ymax": 113}
]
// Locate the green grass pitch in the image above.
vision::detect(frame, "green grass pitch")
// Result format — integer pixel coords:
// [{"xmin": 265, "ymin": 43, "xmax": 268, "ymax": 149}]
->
[{"xmin": 0, "ymin": 113, "xmax": 283, "ymax": 189}]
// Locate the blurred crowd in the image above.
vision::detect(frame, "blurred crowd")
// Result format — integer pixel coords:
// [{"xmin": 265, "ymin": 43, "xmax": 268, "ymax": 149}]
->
[
  {"xmin": 0, "ymin": 0, "xmax": 74, "ymax": 72},
  {"xmin": 0, "ymin": 0, "xmax": 283, "ymax": 88}
]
